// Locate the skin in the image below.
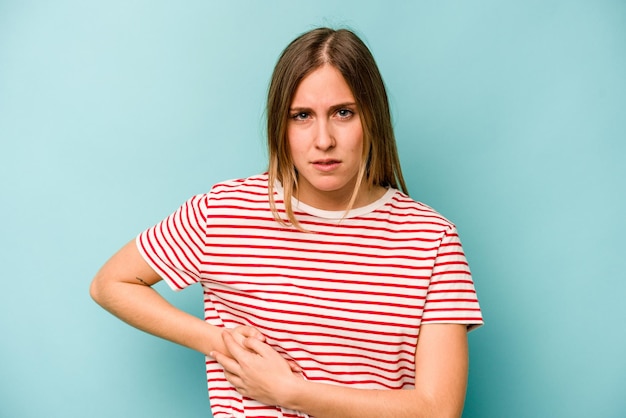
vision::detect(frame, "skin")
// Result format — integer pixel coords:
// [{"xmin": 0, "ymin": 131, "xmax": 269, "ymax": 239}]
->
[
  {"xmin": 287, "ymin": 64, "xmax": 386, "ymax": 210},
  {"xmin": 90, "ymin": 241, "xmax": 302, "ymax": 371},
  {"xmin": 213, "ymin": 324, "xmax": 468, "ymax": 418},
  {"xmin": 89, "ymin": 240, "xmax": 264, "ymax": 358},
  {"xmin": 91, "ymin": 63, "xmax": 470, "ymax": 417},
  {"xmin": 211, "ymin": 65, "xmax": 471, "ymax": 417}
]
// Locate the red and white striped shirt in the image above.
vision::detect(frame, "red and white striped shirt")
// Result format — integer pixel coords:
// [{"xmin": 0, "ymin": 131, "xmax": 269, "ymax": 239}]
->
[{"xmin": 137, "ymin": 173, "xmax": 483, "ymax": 418}]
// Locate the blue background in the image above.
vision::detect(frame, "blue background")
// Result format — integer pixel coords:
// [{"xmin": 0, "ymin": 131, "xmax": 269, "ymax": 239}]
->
[{"xmin": 1, "ymin": 1, "xmax": 625, "ymax": 417}]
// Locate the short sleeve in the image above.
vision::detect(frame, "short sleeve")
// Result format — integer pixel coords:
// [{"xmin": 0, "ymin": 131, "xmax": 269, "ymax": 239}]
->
[
  {"xmin": 136, "ymin": 194, "xmax": 208, "ymax": 291},
  {"xmin": 422, "ymin": 226, "xmax": 483, "ymax": 330}
]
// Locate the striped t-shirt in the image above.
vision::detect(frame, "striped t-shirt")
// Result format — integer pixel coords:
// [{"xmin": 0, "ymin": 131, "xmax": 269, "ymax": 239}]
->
[{"xmin": 137, "ymin": 173, "xmax": 483, "ymax": 418}]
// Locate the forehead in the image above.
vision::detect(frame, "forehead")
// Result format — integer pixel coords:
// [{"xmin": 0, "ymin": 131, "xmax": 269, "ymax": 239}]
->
[{"xmin": 290, "ymin": 65, "xmax": 355, "ymax": 106}]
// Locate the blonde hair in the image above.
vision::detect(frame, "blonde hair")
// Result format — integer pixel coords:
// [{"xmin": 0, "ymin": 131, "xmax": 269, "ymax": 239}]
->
[{"xmin": 267, "ymin": 27, "xmax": 407, "ymax": 229}]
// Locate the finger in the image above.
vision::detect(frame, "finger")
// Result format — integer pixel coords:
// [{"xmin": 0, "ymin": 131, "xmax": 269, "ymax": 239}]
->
[
  {"xmin": 242, "ymin": 334, "xmax": 277, "ymax": 357},
  {"xmin": 287, "ymin": 360, "xmax": 302, "ymax": 373},
  {"xmin": 235, "ymin": 325, "xmax": 266, "ymax": 341},
  {"xmin": 223, "ymin": 371, "xmax": 250, "ymax": 396},
  {"xmin": 227, "ymin": 329, "xmax": 247, "ymax": 346},
  {"xmin": 223, "ymin": 330, "xmax": 254, "ymax": 360},
  {"xmin": 223, "ymin": 370, "xmax": 243, "ymax": 387},
  {"xmin": 210, "ymin": 349, "xmax": 242, "ymax": 374}
]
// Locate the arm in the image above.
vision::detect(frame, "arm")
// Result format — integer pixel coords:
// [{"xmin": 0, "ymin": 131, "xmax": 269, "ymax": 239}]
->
[
  {"xmin": 214, "ymin": 323, "xmax": 468, "ymax": 418},
  {"xmin": 89, "ymin": 239, "xmax": 261, "ymax": 355}
]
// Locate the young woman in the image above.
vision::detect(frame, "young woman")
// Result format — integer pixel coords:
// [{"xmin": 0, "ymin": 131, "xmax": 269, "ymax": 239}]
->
[{"xmin": 90, "ymin": 27, "xmax": 483, "ymax": 418}]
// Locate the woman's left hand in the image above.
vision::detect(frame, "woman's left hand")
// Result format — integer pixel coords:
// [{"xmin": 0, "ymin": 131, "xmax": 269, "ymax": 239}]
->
[{"xmin": 211, "ymin": 330, "xmax": 302, "ymax": 406}]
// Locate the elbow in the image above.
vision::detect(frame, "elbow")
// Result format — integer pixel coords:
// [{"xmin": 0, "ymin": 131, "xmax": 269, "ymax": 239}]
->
[
  {"xmin": 432, "ymin": 405, "xmax": 463, "ymax": 418},
  {"xmin": 89, "ymin": 278, "xmax": 101, "ymax": 304},
  {"xmin": 437, "ymin": 402, "xmax": 464, "ymax": 418},
  {"xmin": 89, "ymin": 274, "xmax": 108, "ymax": 307},
  {"xmin": 418, "ymin": 391, "xmax": 464, "ymax": 418}
]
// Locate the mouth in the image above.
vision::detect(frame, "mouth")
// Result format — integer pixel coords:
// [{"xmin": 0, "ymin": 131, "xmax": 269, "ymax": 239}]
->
[{"xmin": 311, "ymin": 159, "xmax": 341, "ymax": 172}]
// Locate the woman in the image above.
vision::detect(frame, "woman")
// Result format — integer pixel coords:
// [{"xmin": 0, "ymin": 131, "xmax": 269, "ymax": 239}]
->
[{"xmin": 90, "ymin": 27, "xmax": 483, "ymax": 418}]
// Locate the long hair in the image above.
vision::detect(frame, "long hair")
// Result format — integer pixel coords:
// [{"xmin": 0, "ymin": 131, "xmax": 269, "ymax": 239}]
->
[{"xmin": 267, "ymin": 27, "xmax": 408, "ymax": 229}]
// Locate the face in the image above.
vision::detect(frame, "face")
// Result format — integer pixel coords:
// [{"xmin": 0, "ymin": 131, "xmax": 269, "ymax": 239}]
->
[{"xmin": 287, "ymin": 65, "xmax": 365, "ymax": 210}]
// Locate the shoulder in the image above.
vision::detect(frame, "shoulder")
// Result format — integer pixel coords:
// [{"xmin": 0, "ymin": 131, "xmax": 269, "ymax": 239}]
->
[
  {"xmin": 202, "ymin": 173, "xmax": 271, "ymax": 213},
  {"xmin": 178, "ymin": 174, "xmax": 269, "ymax": 212},
  {"xmin": 208, "ymin": 173, "xmax": 269, "ymax": 195},
  {"xmin": 386, "ymin": 190, "xmax": 457, "ymax": 233}
]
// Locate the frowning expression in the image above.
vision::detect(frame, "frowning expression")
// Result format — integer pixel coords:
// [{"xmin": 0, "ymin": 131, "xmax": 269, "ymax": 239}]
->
[{"xmin": 287, "ymin": 65, "xmax": 364, "ymax": 210}]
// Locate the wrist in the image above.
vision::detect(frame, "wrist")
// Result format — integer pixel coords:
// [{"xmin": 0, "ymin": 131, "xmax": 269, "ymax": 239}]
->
[
  {"xmin": 203, "ymin": 324, "xmax": 226, "ymax": 356},
  {"xmin": 280, "ymin": 374, "xmax": 308, "ymax": 412}
]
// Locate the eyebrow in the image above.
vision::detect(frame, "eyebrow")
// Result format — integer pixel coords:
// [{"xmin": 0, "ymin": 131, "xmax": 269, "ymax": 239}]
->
[{"xmin": 289, "ymin": 102, "xmax": 357, "ymax": 112}]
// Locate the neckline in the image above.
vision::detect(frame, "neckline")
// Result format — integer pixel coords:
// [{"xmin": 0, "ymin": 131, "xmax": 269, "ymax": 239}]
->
[{"xmin": 274, "ymin": 182, "xmax": 397, "ymax": 219}]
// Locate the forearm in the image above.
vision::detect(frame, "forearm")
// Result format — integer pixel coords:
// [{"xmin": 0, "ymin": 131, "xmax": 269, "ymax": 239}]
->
[
  {"xmin": 216, "ymin": 324, "xmax": 467, "ymax": 417},
  {"xmin": 282, "ymin": 381, "xmax": 440, "ymax": 418},
  {"xmin": 281, "ymin": 324, "xmax": 467, "ymax": 418},
  {"xmin": 91, "ymin": 277, "xmax": 224, "ymax": 355},
  {"xmin": 90, "ymin": 239, "xmax": 229, "ymax": 355}
]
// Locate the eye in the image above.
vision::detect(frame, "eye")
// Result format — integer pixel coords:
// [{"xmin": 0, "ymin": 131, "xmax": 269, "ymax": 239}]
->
[
  {"xmin": 290, "ymin": 112, "xmax": 310, "ymax": 121},
  {"xmin": 336, "ymin": 108, "xmax": 354, "ymax": 119}
]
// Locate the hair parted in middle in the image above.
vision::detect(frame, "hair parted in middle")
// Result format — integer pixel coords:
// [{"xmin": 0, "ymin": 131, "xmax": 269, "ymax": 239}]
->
[{"xmin": 267, "ymin": 27, "xmax": 408, "ymax": 229}]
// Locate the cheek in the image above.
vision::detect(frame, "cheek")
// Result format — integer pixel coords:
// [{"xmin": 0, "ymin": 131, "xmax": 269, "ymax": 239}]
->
[
  {"xmin": 348, "ymin": 127, "xmax": 364, "ymax": 154},
  {"xmin": 348, "ymin": 118, "xmax": 364, "ymax": 144},
  {"xmin": 286, "ymin": 125, "xmax": 302, "ymax": 148},
  {"xmin": 286, "ymin": 129, "xmax": 297, "ymax": 154},
  {"xmin": 286, "ymin": 129, "xmax": 304, "ymax": 164}
]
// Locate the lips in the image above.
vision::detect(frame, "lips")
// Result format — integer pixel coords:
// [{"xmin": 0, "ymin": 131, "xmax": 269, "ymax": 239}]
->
[{"xmin": 312, "ymin": 159, "xmax": 341, "ymax": 172}]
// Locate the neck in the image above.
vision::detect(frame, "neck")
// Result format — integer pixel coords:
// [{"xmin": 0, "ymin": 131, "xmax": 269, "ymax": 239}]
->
[{"xmin": 295, "ymin": 184, "xmax": 387, "ymax": 212}]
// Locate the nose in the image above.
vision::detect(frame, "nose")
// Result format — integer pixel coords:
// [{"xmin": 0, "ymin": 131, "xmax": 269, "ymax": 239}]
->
[{"xmin": 314, "ymin": 120, "xmax": 335, "ymax": 151}]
